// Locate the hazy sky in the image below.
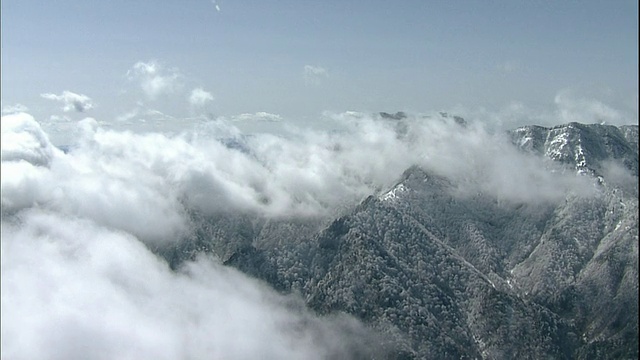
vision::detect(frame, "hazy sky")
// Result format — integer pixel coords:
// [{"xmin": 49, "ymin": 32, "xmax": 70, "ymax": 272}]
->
[{"xmin": 1, "ymin": 0, "xmax": 638, "ymax": 130}]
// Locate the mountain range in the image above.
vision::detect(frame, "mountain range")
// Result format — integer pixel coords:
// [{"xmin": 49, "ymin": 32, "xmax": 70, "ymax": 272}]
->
[{"xmin": 162, "ymin": 121, "xmax": 638, "ymax": 359}]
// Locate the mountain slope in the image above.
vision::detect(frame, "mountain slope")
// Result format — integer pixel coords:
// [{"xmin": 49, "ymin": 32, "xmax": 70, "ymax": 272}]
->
[{"xmin": 167, "ymin": 122, "xmax": 638, "ymax": 359}]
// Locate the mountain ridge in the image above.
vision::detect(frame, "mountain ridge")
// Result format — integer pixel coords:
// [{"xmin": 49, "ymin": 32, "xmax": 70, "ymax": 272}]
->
[{"xmin": 164, "ymin": 121, "xmax": 638, "ymax": 359}]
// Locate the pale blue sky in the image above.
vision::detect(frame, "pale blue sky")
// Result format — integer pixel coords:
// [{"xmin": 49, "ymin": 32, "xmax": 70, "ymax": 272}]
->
[{"xmin": 1, "ymin": 0, "xmax": 638, "ymax": 131}]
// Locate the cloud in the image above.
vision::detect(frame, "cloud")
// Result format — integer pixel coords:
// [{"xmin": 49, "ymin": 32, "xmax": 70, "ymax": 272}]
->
[
  {"xmin": 447, "ymin": 88, "xmax": 638, "ymax": 131},
  {"xmin": 230, "ymin": 112, "xmax": 282, "ymax": 122},
  {"xmin": 446, "ymin": 102, "xmax": 545, "ymax": 131},
  {"xmin": 1, "ymin": 103, "xmax": 29, "ymax": 115},
  {"xmin": 41, "ymin": 91, "xmax": 94, "ymax": 112},
  {"xmin": 2, "ymin": 110, "xmax": 600, "ymax": 225},
  {"xmin": 554, "ymin": 89, "xmax": 626, "ymax": 125},
  {"xmin": 1, "ymin": 209, "xmax": 377, "ymax": 359},
  {"xmin": 1, "ymin": 109, "xmax": 610, "ymax": 358},
  {"xmin": 1, "ymin": 112, "xmax": 381, "ymax": 358},
  {"xmin": 304, "ymin": 65, "xmax": 329, "ymax": 85},
  {"xmin": 127, "ymin": 61, "xmax": 181, "ymax": 100},
  {"xmin": 324, "ymin": 111, "xmax": 596, "ymax": 204},
  {"xmin": 600, "ymin": 159, "xmax": 638, "ymax": 195},
  {"xmin": 1, "ymin": 114, "xmax": 186, "ymax": 243},
  {"xmin": 189, "ymin": 88, "xmax": 214, "ymax": 107},
  {"xmin": 1, "ymin": 112, "xmax": 59, "ymax": 167}
]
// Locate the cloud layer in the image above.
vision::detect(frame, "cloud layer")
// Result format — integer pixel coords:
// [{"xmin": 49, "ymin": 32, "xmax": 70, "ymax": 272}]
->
[
  {"xmin": 1, "ymin": 210, "xmax": 373, "ymax": 359},
  {"xmin": 1, "ymin": 112, "xmax": 379, "ymax": 359},
  {"xmin": 2, "ymin": 111, "xmax": 601, "ymax": 227},
  {"xmin": 1, "ymin": 110, "xmax": 611, "ymax": 358},
  {"xmin": 230, "ymin": 111, "xmax": 282, "ymax": 122}
]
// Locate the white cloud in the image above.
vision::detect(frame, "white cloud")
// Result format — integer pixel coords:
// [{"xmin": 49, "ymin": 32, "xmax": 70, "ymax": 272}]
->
[
  {"xmin": 230, "ymin": 112, "xmax": 282, "ymax": 122},
  {"xmin": 554, "ymin": 89, "xmax": 625, "ymax": 125},
  {"xmin": 304, "ymin": 65, "xmax": 329, "ymax": 85},
  {"xmin": 2, "ymin": 109, "xmax": 610, "ymax": 358},
  {"xmin": 41, "ymin": 91, "xmax": 94, "ymax": 112},
  {"xmin": 127, "ymin": 61, "xmax": 181, "ymax": 100},
  {"xmin": 1, "ymin": 209, "xmax": 375, "ymax": 359},
  {"xmin": 1, "ymin": 114, "xmax": 186, "ymax": 244},
  {"xmin": 189, "ymin": 88, "xmax": 214, "ymax": 107},
  {"xmin": 2, "ymin": 110, "xmax": 599, "ymax": 224},
  {"xmin": 1, "ymin": 112, "xmax": 381, "ymax": 359},
  {"xmin": 1, "ymin": 112, "xmax": 59, "ymax": 167},
  {"xmin": 1, "ymin": 103, "xmax": 29, "ymax": 115},
  {"xmin": 447, "ymin": 89, "xmax": 638, "ymax": 130}
]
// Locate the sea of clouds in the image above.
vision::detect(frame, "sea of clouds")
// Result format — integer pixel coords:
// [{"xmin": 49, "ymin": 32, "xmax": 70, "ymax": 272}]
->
[{"xmin": 0, "ymin": 108, "xmax": 614, "ymax": 359}]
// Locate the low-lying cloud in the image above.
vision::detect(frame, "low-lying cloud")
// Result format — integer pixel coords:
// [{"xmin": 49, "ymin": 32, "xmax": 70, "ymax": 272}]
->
[
  {"xmin": 554, "ymin": 88, "xmax": 625, "ymax": 125},
  {"xmin": 448, "ymin": 88, "xmax": 637, "ymax": 131},
  {"xmin": 1, "ymin": 209, "xmax": 376, "ymax": 359},
  {"xmin": 1, "ymin": 112, "xmax": 59, "ymax": 166},
  {"xmin": 1, "ymin": 109, "xmax": 614, "ymax": 358},
  {"xmin": 230, "ymin": 111, "xmax": 282, "ymax": 122},
  {"xmin": 1, "ymin": 112, "xmax": 384, "ymax": 359},
  {"xmin": 2, "ymin": 111, "xmax": 600, "ymax": 224}
]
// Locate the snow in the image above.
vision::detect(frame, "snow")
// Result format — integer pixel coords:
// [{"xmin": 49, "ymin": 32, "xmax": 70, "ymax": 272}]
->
[
  {"xmin": 545, "ymin": 131, "xmax": 569, "ymax": 160},
  {"xmin": 519, "ymin": 136, "xmax": 533, "ymax": 149},
  {"xmin": 379, "ymin": 183, "xmax": 407, "ymax": 202}
]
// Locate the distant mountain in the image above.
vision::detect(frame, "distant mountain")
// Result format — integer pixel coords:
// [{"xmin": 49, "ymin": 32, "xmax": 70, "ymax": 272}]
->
[
  {"xmin": 510, "ymin": 122, "xmax": 638, "ymax": 177},
  {"xmin": 163, "ymin": 122, "xmax": 638, "ymax": 359},
  {"xmin": 379, "ymin": 112, "xmax": 408, "ymax": 120}
]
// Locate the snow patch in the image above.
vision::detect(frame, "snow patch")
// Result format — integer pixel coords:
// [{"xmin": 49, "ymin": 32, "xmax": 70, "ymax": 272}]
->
[
  {"xmin": 379, "ymin": 183, "xmax": 407, "ymax": 202},
  {"xmin": 545, "ymin": 131, "xmax": 569, "ymax": 161}
]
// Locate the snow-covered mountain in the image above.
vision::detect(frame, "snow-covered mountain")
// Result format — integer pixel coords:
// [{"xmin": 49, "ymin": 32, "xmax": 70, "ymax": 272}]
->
[
  {"xmin": 510, "ymin": 122, "xmax": 638, "ymax": 177},
  {"xmin": 168, "ymin": 122, "xmax": 638, "ymax": 359}
]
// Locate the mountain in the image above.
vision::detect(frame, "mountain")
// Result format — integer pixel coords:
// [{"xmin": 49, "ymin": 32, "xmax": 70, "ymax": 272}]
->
[
  {"xmin": 510, "ymin": 122, "xmax": 638, "ymax": 177},
  {"xmin": 163, "ymin": 122, "xmax": 638, "ymax": 359}
]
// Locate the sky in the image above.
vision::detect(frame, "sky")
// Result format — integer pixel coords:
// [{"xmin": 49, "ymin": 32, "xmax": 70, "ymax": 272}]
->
[{"xmin": 1, "ymin": 0, "xmax": 638, "ymax": 140}]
